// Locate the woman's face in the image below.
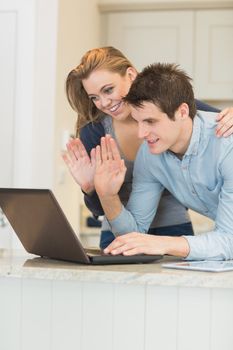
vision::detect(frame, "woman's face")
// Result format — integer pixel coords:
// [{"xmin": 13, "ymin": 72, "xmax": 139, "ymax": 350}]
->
[{"xmin": 82, "ymin": 68, "xmax": 136, "ymax": 121}]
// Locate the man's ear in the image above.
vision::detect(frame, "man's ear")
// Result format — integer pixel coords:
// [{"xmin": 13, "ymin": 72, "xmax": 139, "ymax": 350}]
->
[
  {"xmin": 126, "ymin": 67, "xmax": 137, "ymax": 82},
  {"xmin": 177, "ymin": 103, "xmax": 190, "ymax": 120}
]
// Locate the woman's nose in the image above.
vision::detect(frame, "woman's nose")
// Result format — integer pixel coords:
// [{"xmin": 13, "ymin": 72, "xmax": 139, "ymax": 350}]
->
[{"xmin": 100, "ymin": 96, "xmax": 111, "ymax": 108}]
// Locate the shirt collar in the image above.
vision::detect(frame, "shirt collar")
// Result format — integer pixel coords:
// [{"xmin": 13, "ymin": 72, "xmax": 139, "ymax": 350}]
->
[{"xmin": 183, "ymin": 114, "xmax": 201, "ymax": 157}]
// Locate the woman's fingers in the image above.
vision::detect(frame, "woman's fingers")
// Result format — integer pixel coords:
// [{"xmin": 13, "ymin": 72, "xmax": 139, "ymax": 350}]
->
[
  {"xmin": 216, "ymin": 107, "xmax": 233, "ymax": 137},
  {"xmin": 216, "ymin": 107, "xmax": 229, "ymax": 121},
  {"xmin": 62, "ymin": 152, "xmax": 72, "ymax": 167},
  {"xmin": 74, "ymin": 138, "xmax": 89, "ymax": 158},
  {"xmin": 222, "ymin": 125, "xmax": 233, "ymax": 137},
  {"xmin": 66, "ymin": 142, "xmax": 77, "ymax": 163}
]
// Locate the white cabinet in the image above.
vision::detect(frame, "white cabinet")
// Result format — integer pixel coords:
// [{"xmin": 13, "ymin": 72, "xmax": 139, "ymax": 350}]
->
[
  {"xmin": 102, "ymin": 8, "xmax": 233, "ymax": 100},
  {"xmin": 195, "ymin": 10, "xmax": 233, "ymax": 100},
  {"xmin": 102, "ymin": 11, "xmax": 194, "ymax": 77}
]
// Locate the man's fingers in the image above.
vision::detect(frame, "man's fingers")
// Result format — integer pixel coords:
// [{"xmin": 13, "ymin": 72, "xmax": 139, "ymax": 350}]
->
[
  {"xmin": 100, "ymin": 137, "xmax": 108, "ymax": 161},
  {"xmin": 95, "ymin": 145, "xmax": 102, "ymax": 167},
  {"xmin": 105, "ymin": 135, "xmax": 114, "ymax": 160},
  {"xmin": 104, "ymin": 233, "xmax": 138, "ymax": 254},
  {"xmin": 104, "ymin": 236, "xmax": 125, "ymax": 254},
  {"xmin": 123, "ymin": 247, "xmax": 142, "ymax": 256},
  {"xmin": 99, "ymin": 135, "xmax": 122, "ymax": 162},
  {"xmin": 110, "ymin": 137, "xmax": 121, "ymax": 161}
]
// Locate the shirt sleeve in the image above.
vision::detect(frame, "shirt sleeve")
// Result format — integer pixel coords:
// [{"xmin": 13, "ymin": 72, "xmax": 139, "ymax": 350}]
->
[
  {"xmin": 80, "ymin": 122, "xmax": 105, "ymax": 217},
  {"xmin": 184, "ymin": 143, "xmax": 233, "ymax": 260},
  {"xmin": 109, "ymin": 143, "xmax": 164, "ymax": 235},
  {"xmin": 195, "ymin": 99, "xmax": 220, "ymax": 113}
]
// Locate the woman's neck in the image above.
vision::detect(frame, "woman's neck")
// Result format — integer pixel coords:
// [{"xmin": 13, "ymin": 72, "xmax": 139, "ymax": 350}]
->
[
  {"xmin": 113, "ymin": 114, "xmax": 135, "ymax": 126},
  {"xmin": 112, "ymin": 116, "xmax": 142, "ymax": 161}
]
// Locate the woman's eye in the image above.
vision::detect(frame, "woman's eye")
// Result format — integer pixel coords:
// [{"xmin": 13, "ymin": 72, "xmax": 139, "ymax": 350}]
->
[
  {"xmin": 90, "ymin": 96, "xmax": 98, "ymax": 102},
  {"xmin": 104, "ymin": 87, "xmax": 113, "ymax": 94}
]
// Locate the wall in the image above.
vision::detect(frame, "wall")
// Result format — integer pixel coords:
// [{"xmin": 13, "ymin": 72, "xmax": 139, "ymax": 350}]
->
[
  {"xmin": 53, "ymin": 0, "xmax": 100, "ymax": 231},
  {"xmin": 0, "ymin": 0, "xmax": 101, "ymax": 249}
]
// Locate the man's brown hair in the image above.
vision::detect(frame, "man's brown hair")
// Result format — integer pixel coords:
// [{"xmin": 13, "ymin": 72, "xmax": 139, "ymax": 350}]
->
[{"xmin": 124, "ymin": 63, "xmax": 196, "ymax": 119}]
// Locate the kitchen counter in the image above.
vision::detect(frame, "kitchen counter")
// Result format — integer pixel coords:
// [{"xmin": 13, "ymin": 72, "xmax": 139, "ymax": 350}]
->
[
  {"xmin": 1, "ymin": 249, "xmax": 233, "ymax": 350},
  {"xmin": 1, "ymin": 249, "xmax": 233, "ymax": 289}
]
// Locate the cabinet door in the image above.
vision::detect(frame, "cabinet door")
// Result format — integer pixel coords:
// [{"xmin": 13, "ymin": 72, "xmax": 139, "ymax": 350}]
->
[
  {"xmin": 195, "ymin": 10, "xmax": 233, "ymax": 100},
  {"xmin": 0, "ymin": 11, "xmax": 15, "ymax": 188},
  {"xmin": 102, "ymin": 11, "xmax": 194, "ymax": 76},
  {"xmin": 0, "ymin": 0, "xmax": 36, "ymax": 249}
]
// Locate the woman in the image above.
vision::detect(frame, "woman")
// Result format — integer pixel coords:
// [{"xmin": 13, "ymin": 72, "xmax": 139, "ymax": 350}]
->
[{"xmin": 63, "ymin": 46, "xmax": 233, "ymax": 249}]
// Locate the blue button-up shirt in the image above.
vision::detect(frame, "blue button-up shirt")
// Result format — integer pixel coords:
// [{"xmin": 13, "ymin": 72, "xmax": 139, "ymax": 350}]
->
[{"xmin": 109, "ymin": 111, "xmax": 233, "ymax": 260}]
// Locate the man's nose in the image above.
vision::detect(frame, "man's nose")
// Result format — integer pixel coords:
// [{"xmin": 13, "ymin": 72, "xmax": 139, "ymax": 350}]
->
[{"xmin": 138, "ymin": 124, "xmax": 148, "ymax": 139}]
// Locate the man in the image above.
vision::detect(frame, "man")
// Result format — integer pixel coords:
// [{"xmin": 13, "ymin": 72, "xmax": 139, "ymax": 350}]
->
[{"xmin": 94, "ymin": 63, "xmax": 233, "ymax": 260}]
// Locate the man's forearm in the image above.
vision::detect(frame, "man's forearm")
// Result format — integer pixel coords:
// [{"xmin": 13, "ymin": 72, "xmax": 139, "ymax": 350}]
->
[
  {"xmin": 165, "ymin": 236, "xmax": 190, "ymax": 257},
  {"xmin": 184, "ymin": 229, "xmax": 233, "ymax": 260},
  {"xmin": 98, "ymin": 194, "xmax": 122, "ymax": 221}
]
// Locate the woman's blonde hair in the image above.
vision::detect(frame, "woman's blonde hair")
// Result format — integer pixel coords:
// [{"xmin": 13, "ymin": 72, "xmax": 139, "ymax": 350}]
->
[{"xmin": 66, "ymin": 46, "xmax": 135, "ymax": 134}]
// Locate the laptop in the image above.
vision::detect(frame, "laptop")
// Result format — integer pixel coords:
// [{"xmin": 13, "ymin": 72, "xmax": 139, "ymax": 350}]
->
[{"xmin": 0, "ymin": 188, "xmax": 162, "ymax": 265}]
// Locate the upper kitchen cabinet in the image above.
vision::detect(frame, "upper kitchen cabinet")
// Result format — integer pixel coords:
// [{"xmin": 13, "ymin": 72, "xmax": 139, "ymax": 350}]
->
[
  {"xmin": 101, "ymin": 6, "xmax": 233, "ymax": 100},
  {"xmin": 195, "ymin": 10, "xmax": 233, "ymax": 100},
  {"xmin": 101, "ymin": 11, "xmax": 194, "ymax": 78}
]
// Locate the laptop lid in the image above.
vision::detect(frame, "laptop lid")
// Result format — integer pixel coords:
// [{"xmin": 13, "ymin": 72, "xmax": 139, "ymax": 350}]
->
[{"xmin": 0, "ymin": 188, "xmax": 162, "ymax": 265}]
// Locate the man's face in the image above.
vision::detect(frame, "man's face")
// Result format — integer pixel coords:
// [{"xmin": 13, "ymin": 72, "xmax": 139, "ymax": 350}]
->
[{"xmin": 130, "ymin": 102, "xmax": 185, "ymax": 154}]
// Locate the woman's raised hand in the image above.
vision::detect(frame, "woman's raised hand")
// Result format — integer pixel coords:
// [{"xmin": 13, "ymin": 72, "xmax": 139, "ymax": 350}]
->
[
  {"xmin": 215, "ymin": 107, "xmax": 233, "ymax": 137},
  {"xmin": 62, "ymin": 138, "xmax": 96, "ymax": 194}
]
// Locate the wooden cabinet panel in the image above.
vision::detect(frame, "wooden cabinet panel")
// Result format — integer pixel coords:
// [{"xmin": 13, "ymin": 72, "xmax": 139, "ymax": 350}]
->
[
  {"xmin": 102, "ymin": 8, "xmax": 233, "ymax": 100},
  {"xmin": 103, "ymin": 11, "xmax": 194, "ymax": 76},
  {"xmin": 21, "ymin": 279, "xmax": 52, "ymax": 350},
  {"xmin": 113, "ymin": 284, "xmax": 145, "ymax": 350},
  {"xmin": 195, "ymin": 10, "xmax": 233, "ymax": 99},
  {"xmin": 145, "ymin": 286, "xmax": 178, "ymax": 350},
  {"xmin": 51, "ymin": 280, "xmax": 83, "ymax": 350},
  {"xmin": 177, "ymin": 287, "xmax": 211, "ymax": 350},
  {"xmin": 211, "ymin": 289, "xmax": 233, "ymax": 350},
  {"xmin": 0, "ymin": 11, "xmax": 16, "ymax": 187},
  {"xmin": 0, "ymin": 278, "xmax": 21, "ymax": 350}
]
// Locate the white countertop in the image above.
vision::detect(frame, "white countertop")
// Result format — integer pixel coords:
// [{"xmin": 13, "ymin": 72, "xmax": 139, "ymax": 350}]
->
[{"xmin": 1, "ymin": 249, "xmax": 233, "ymax": 289}]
